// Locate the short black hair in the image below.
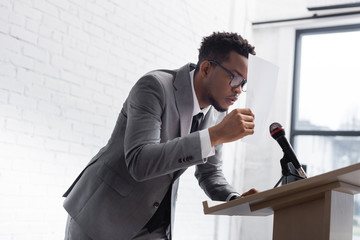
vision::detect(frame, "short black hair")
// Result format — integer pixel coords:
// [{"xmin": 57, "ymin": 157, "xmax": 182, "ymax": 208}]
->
[{"xmin": 196, "ymin": 32, "xmax": 255, "ymax": 69}]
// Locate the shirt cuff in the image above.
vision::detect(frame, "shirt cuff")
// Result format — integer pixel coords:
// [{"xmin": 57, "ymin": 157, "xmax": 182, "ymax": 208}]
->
[
  {"xmin": 199, "ymin": 129, "xmax": 215, "ymax": 159},
  {"xmin": 226, "ymin": 193, "xmax": 241, "ymax": 202}
]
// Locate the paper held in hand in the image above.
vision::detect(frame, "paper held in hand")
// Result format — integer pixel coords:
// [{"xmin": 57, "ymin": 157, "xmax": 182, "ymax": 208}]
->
[{"xmin": 242, "ymin": 55, "xmax": 279, "ymax": 145}]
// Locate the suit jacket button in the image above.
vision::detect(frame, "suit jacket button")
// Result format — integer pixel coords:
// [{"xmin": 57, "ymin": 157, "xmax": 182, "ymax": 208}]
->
[{"xmin": 153, "ymin": 202, "xmax": 160, "ymax": 208}]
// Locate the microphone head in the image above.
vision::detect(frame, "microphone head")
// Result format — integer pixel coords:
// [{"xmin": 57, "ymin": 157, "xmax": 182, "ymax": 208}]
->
[{"xmin": 270, "ymin": 122, "xmax": 285, "ymax": 140}]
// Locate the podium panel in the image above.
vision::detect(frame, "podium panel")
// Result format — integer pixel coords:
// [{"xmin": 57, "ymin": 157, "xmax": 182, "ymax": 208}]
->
[{"xmin": 203, "ymin": 163, "xmax": 360, "ymax": 240}]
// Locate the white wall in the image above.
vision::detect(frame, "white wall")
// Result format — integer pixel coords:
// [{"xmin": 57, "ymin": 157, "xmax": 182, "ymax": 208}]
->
[{"xmin": 0, "ymin": 0, "xmax": 251, "ymax": 239}]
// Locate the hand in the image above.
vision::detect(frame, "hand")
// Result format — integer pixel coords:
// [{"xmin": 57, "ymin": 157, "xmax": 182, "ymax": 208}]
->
[
  {"xmin": 229, "ymin": 188, "xmax": 259, "ymax": 201},
  {"xmin": 209, "ymin": 108, "xmax": 255, "ymax": 146},
  {"xmin": 240, "ymin": 188, "xmax": 259, "ymax": 198}
]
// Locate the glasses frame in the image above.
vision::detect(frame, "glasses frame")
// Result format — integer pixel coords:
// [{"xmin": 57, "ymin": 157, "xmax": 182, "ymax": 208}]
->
[{"xmin": 207, "ymin": 60, "xmax": 247, "ymax": 92}]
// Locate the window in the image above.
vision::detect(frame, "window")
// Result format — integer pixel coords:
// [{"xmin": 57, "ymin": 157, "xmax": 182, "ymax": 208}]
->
[{"xmin": 290, "ymin": 24, "xmax": 360, "ymax": 238}]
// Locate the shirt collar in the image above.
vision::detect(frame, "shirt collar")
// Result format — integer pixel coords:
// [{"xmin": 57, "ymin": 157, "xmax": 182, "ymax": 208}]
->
[{"xmin": 190, "ymin": 69, "xmax": 211, "ymax": 117}]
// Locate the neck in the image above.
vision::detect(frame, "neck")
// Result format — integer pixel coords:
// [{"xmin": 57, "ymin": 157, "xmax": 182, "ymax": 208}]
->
[{"xmin": 193, "ymin": 71, "xmax": 209, "ymax": 109}]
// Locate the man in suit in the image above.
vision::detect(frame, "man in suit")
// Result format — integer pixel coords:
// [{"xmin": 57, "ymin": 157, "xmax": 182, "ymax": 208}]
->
[{"xmin": 63, "ymin": 32, "xmax": 257, "ymax": 240}]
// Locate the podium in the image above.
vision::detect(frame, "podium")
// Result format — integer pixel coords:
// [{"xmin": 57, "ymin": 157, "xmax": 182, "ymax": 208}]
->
[{"xmin": 203, "ymin": 163, "xmax": 360, "ymax": 240}]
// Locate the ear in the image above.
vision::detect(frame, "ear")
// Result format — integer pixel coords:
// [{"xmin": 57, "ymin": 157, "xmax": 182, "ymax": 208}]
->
[{"xmin": 199, "ymin": 61, "xmax": 211, "ymax": 78}]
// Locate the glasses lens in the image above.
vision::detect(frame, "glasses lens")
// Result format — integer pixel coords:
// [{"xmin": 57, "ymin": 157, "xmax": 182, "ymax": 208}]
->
[
  {"xmin": 230, "ymin": 77, "xmax": 247, "ymax": 92},
  {"xmin": 241, "ymin": 81, "xmax": 247, "ymax": 92}
]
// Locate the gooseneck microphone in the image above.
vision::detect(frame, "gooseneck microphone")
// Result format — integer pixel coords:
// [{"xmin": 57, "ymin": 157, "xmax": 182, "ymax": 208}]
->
[{"xmin": 270, "ymin": 122, "xmax": 307, "ymax": 179}]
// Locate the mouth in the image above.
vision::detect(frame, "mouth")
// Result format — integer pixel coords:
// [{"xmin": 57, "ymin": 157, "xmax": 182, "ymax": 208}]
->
[{"xmin": 225, "ymin": 96, "xmax": 238, "ymax": 106}]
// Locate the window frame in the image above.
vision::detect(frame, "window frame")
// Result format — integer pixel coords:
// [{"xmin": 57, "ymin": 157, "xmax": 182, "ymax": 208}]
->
[{"xmin": 290, "ymin": 24, "xmax": 360, "ymax": 147}]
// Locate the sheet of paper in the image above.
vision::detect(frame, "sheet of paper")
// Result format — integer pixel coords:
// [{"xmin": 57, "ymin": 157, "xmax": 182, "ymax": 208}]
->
[{"xmin": 242, "ymin": 55, "xmax": 279, "ymax": 145}]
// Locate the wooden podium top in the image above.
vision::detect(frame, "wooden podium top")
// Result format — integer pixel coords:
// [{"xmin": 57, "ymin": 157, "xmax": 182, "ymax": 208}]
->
[{"xmin": 203, "ymin": 162, "xmax": 360, "ymax": 216}]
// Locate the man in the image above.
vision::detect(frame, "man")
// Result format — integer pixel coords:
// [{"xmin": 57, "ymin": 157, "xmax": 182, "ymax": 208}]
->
[{"xmin": 63, "ymin": 32, "xmax": 257, "ymax": 240}]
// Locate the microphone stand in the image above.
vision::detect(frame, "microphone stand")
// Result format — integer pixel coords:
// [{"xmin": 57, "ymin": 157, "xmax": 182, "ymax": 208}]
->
[{"xmin": 274, "ymin": 155, "xmax": 305, "ymax": 188}]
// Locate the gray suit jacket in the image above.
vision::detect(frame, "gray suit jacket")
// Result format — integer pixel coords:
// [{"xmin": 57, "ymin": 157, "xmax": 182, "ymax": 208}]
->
[{"xmin": 63, "ymin": 63, "xmax": 237, "ymax": 240}]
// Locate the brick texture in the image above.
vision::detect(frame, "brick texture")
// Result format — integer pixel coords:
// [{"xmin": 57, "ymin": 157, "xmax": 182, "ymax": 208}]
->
[{"xmin": 0, "ymin": 0, "xmax": 240, "ymax": 239}]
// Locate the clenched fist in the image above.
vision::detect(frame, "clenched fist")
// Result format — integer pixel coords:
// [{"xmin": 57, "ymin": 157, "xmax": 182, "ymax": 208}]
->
[{"xmin": 209, "ymin": 108, "xmax": 255, "ymax": 146}]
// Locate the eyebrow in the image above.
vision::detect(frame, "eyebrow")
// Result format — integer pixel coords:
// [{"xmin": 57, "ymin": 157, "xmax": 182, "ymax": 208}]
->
[{"xmin": 230, "ymin": 68, "xmax": 245, "ymax": 78}]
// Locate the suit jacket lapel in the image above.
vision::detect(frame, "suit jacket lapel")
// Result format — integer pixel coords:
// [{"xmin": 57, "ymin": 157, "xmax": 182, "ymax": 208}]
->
[
  {"xmin": 171, "ymin": 63, "xmax": 196, "ymax": 181},
  {"xmin": 173, "ymin": 63, "xmax": 196, "ymax": 137}
]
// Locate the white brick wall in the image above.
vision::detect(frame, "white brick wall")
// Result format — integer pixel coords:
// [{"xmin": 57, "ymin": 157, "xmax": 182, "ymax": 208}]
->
[{"xmin": 0, "ymin": 0, "xmax": 247, "ymax": 239}]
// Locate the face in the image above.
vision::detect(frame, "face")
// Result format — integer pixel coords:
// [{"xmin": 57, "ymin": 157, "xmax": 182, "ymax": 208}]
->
[{"xmin": 201, "ymin": 51, "xmax": 248, "ymax": 112}]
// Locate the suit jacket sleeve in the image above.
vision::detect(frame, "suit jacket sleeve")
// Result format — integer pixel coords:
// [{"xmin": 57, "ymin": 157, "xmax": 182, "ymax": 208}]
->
[
  {"xmin": 194, "ymin": 142, "xmax": 238, "ymax": 201},
  {"xmin": 124, "ymin": 74, "xmax": 204, "ymax": 181}
]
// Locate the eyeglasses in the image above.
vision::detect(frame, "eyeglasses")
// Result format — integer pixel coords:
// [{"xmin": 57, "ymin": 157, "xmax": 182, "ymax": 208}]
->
[{"xmin": 208, "ymin": 60, "xmax": 247, "ymax": 92}]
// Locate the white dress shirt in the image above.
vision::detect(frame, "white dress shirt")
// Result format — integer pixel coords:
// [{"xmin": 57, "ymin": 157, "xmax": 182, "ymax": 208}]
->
[{"xmin": 189, "ymin": 70, "xmax": 215, "ymax": 159}]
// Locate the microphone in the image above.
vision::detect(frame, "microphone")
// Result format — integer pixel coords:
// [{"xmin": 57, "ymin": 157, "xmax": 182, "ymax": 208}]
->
[{"xmin": 269, "ymin": 122, "xmax": 307, "ymax": 179}]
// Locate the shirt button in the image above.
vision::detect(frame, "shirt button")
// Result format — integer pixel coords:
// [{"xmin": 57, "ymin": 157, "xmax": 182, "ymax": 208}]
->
[{"xmin": 153, "ymin": 202, "xmax": 160, "ymax": 208}]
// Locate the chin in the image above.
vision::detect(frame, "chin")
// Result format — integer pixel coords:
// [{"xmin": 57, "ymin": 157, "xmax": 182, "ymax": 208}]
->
[
  {"xmin": 215, "ymin": 107, "xmax": 228, "ymax": 112},
  {"xmin": 209, "ymin": 97, "xmax": 229, "ymax": 112},
  {"xmin": 211, "ymin": 100, "xmax": 228, "ymax": 112}
]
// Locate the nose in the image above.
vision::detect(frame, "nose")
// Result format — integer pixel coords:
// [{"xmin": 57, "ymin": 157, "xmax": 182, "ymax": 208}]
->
[{"xmin": 233, "ymin": 85, "xmax": 242, "ymax": 95}]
